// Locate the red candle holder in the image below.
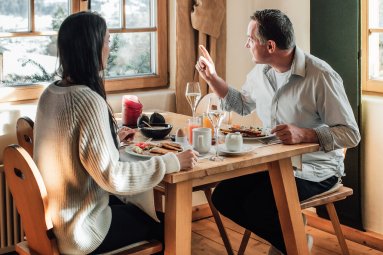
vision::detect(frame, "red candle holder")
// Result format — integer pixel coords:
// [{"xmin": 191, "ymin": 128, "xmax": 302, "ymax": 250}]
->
[{"xmin": 122, "ymin": 95, "xmax": 143, "ymax": 128}]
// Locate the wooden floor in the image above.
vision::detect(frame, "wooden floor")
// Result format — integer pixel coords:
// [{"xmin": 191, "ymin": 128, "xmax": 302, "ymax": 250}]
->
[{"xmin": 191, "ymin": 216, "xmax": 383, "ymax": 255}]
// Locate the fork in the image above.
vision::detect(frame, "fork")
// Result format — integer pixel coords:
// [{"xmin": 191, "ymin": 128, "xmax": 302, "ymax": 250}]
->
[{"xmin": 144, "ymin": 138, "xmax": 153, "ymax": 143}]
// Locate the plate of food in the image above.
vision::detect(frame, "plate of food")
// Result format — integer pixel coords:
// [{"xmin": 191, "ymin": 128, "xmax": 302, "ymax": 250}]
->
[
  {"xmin": 125, "ymin": 141, "xmax": 183, "ymax": 158},
  {"xmin": 220, "ymin": 125, "xmax": 275, "ymax": 140}
]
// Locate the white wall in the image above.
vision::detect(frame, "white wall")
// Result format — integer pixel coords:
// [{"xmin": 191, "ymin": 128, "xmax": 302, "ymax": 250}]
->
[
  {"xmin": 225, "ymin": 0, "xmax": 254, "ymax": 88},
  {"xmin": 252, "ymin": 1, "xmax": 310, "ymax": 52},
  {"xmin": 361, "ymin": 96, "xmax": 383, "ymax": 234}
]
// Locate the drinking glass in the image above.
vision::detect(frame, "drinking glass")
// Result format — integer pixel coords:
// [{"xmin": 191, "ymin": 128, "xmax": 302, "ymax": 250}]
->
[
  {"xmin": 185, "ymin": 82, "xmax": 202, "ymax": 118},
  {"xmin": 187, "ymin": 117, "xmax": 201, "ymax": 144},
  {"xmin": 207, "ymin": 94, "xmax": 226, "ymax": 161}
]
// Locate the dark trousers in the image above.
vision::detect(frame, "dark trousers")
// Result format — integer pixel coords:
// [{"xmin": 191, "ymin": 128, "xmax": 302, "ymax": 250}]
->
[
  {"xmin": 91, "ymin": 195, "xmax": 164, "ymax": 254},
  {"xmin": 211, "ymin": 171, "xmax": 338, "ymax": 254}
]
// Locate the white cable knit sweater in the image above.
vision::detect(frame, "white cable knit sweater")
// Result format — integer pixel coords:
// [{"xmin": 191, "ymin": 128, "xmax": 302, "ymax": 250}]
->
[{"xmin": 33, "ymin": 82, "xmax": 180, "ymax": 254}]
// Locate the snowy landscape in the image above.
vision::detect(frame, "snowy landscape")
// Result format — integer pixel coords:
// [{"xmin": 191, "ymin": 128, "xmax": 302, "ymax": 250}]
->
[{"xmin": 0, "ymin": 0, "xmax": 155, "ymax": 86}]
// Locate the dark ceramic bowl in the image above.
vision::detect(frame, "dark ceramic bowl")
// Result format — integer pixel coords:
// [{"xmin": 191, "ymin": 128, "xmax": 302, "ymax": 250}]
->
[{"xmin": 139, "ymin": 123, "xmax": 173, "ymax": 140}]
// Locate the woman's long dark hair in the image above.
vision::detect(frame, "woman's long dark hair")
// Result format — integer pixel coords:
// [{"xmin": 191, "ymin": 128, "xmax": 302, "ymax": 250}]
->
[{"xmin": 57, "ymin": 12, "xmax": 119, "ymax": 148}]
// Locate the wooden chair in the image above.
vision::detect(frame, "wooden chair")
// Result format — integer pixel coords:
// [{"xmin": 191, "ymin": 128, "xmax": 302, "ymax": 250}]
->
[
  {"xmin": 16, "ymin": 116, "xmax": 34, "ymax": 157},
  {"xmin": 237, "ymin": 184, "xmax": 353, "ymax": 255},
  {"xmin": 3, "ymin": 144, "xmax": 163, "ymax": 255}
]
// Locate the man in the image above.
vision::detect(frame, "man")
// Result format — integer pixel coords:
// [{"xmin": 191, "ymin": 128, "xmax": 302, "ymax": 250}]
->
[{"xmin": 196, "ymin": 9, "xmax": 360, "ymax": 254}]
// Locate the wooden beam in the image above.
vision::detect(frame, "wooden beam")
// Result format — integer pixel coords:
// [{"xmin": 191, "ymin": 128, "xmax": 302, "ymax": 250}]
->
[{"xmin": 79, "ymin": 0, "xmax": 88, "ymax": 11}]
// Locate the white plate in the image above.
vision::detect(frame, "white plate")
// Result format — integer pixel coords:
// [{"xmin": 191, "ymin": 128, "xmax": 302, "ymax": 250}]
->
[
  {"xmin": 125, "ymin": 143, "xmax": 185, "ymax": 158},
  {"xmin": 218, "ymin": 144, "xmax": 255, "ymax": 156},
  {"xmin": 125, "ymin": 146, "xmax": 154, "ymax": 158},
  {"xmin": 221, "ymin": 126, "xmax": 275, "ymax": 141}
]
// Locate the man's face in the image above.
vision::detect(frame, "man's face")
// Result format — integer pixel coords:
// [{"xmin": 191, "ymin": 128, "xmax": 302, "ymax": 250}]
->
[{"xmin": 245, "ymin": 20, "xmax": 270, "ymax": 64}]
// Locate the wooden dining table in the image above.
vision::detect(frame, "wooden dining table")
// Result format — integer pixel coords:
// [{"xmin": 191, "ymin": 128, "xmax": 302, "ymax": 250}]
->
[
  {"xmin": 126, "ymin": 112, "xmax": 319, "ymax": 255},
  {"xmin": 156, "ymin": 112, "xmax": 320, "ymax": 255}
]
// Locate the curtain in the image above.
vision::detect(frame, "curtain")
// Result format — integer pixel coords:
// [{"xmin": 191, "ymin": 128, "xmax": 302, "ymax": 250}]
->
[{"xmin": 175, "ymin": 0, "xmax": 227, "ymax": 115}]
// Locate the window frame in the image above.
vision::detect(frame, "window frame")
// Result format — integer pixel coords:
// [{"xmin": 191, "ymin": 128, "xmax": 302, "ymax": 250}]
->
[
  {"xmin": 362, "ymin": 0, "xmax": 383, "ymax": 93},
  {"xmin": 0, "ymin": 0, "xmax": 168, "ymax": 103}
]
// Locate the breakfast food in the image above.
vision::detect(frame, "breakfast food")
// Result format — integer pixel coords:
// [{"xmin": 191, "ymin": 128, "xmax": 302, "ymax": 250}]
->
[
  {"xmin": 220, "ymin": 125, "xmax": 266, "ymax": 138},
  {"xmin": 150, "ymin": 147, "xmax": 176, "ymax": 155},
  {"xmin": 130, "ymin": 141, "xmax": 183, "ymax": 156},
  {"xmin": 160, "ymin": 142, "xmax": 183, "ymax": 152}
]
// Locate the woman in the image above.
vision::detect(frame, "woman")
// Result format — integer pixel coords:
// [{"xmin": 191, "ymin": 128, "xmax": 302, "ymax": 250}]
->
[{"xmin": 34, "ymin": 12, "xmax": 198, "ymax": 254}]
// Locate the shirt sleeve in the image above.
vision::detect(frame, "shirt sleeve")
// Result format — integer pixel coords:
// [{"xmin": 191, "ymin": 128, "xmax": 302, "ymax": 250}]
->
[
  {"xmin": 221, "ymin": 72, "xmax": 257, "ymax": 116},
  {"xmin": 314, "ymin": 70, "xmax": 361, "ymax": 152},
  {"xmin": 75, "ymin": 90, "xmax": 180, "ymax": 195}
]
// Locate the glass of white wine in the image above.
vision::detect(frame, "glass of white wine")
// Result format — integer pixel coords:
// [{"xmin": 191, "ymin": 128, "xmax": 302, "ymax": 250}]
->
[
  {"xmin": 185, "ymin": 82, "xmax": 202, "ymax": 118},
  {"xmin": 207, "ymin": 94, "xmax": 226, "ymax": 161}
]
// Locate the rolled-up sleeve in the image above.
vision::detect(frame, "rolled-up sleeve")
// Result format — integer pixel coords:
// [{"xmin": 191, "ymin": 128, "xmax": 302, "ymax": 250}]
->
[
  {"xmin": 221, "ymin": 79, "xmax": 257, "ymax": 116},
  {"xmin": 314, "ymin": 71, "xmax": 360, "ymax": 152}
]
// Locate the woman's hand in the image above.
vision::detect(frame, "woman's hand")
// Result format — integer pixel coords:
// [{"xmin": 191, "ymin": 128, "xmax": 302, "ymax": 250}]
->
[
  {"xmin": 118, "ymin": 127, "xmax": 136, "ymax": 142},
  {"xmin": 176, "ymin": 149, "xmax": 199, "ymax": 170}
]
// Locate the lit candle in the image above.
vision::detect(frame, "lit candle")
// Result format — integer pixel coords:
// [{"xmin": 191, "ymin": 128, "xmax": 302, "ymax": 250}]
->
[{"xmin": 122, "ymin": 95, "xmax": 143, "ymax": 127}]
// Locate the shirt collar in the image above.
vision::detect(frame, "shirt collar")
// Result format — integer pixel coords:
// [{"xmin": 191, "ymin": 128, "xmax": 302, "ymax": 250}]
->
[
  {"xmin": 262, "ymin": 46, "xmax": 306, "ymax": 78},
  {"xmin": 291, "ymin": 47, "xmax": 306, "ymax": 78}
]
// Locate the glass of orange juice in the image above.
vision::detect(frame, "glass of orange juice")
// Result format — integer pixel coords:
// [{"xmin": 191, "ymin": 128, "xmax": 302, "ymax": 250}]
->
[
  {"xmin": 187, "ymin": 117, "xmax": 201, "ymax": 144},
  {"xmin": 202, "ymin": 113, "xmax": 214, "ymax": 136}
]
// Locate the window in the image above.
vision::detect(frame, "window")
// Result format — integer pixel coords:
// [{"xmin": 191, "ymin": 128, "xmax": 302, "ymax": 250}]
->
[
  {"xmin": 362, "ymin": 0, "xmax": 383, "ymax": 93},
  {"xmin": 0, "ymin": 0, "xmax": 168, "ymax": 102}
]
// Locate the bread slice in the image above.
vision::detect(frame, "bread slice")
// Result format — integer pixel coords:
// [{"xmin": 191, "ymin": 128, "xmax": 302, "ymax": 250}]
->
[
  {"xmin": 149, "ymin": 147, "xmax": 176, "ymax": 155},
  {"xmin": 160, "ymin": 142, "xmax": 183, "ymax": 152}
]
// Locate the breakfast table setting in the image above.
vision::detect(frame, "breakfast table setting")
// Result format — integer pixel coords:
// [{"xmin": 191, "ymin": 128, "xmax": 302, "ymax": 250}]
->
[{"xmin": 114, "ymin": 107, "xmax": 318, "ymax": 255}]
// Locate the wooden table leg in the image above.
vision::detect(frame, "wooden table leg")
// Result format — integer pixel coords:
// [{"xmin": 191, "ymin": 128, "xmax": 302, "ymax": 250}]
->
[
  {"xmin": 268, "ymin": 158, "xmax": 309, "ymax": 255},
  {"xmin": 164, "ymin": 181, "xmax": 193, "ymax": 255}
]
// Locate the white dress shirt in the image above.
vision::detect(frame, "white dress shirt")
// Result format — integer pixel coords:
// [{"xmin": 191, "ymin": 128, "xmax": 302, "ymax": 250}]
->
[{"xmin": 222, "ymin": 47, "xmax": 360, "ymax": 182}]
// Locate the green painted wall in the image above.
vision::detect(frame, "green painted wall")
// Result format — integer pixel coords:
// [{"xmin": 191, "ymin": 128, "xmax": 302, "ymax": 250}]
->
[{"xmin": 311, "ymin": 0, "xmax": 363, "ymax": 230}]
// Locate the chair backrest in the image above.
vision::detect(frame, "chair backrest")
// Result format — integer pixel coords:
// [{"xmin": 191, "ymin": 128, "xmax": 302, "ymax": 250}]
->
[
  {"xmin": 16, "ymin": 117, "xmax": 34, "ymax": 157},
  {"xmin": 3, "ymin": 145, "xmax": 59, "ymax": 255}
]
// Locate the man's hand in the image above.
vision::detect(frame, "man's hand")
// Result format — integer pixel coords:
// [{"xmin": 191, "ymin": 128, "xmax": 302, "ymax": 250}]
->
[
  {"xmin": 195, "ymin": 45, "xmax": 229, "ymax": 98},
  {"xmin": 271, "ymin": 124, "xmax": 318, "ymax": 144},
  {"xmin": 196, "ymin": 45, "xmax": 217, "ymax": 84}
]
